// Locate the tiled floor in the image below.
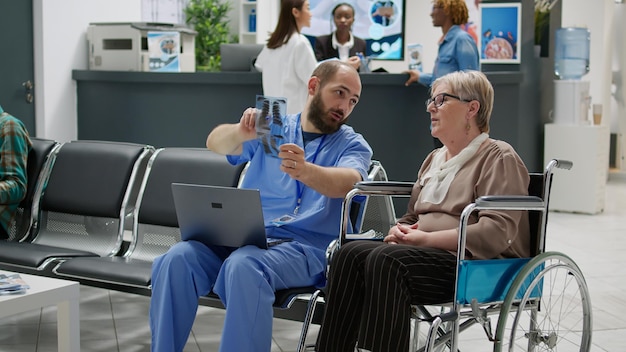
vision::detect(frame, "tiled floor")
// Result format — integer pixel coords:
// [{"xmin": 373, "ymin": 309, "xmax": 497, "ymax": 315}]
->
[{"xmin": 1, "ymin": 174, "xmax": 625, "ymax": 352}]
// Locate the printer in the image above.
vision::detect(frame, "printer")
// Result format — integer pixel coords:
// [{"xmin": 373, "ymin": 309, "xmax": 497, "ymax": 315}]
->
[{"xmin": 87, "ymin": 22, "xmax": 197, "ymax": 72}]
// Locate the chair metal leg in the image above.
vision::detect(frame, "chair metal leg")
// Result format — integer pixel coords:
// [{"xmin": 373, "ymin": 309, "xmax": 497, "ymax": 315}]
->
[
  {"xmin": 296, "ymin": 289, "xmax": 322, "ymax": 352},
  {"xmin": 424, "ymin": 316, "xmax": 442, "ymax": 352},
  {"xmin": 423, "ymin": 311, "xmax": 458, "ymax": 352}
]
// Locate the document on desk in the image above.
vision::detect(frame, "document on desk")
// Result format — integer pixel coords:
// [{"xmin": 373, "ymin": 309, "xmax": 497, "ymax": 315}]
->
[
  {"xmin": 255, "ymin": 95, "xmax": 288, "ymax": 158},
  {"xmin": 0, "ymin": 273, "xmax": 29, "ymax": 295}
]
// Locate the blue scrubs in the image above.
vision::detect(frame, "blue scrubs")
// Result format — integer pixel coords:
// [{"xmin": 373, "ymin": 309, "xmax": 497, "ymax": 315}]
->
[{"xmin": 150, "ymin": 113, "xmax": 372, "ymax": 352}]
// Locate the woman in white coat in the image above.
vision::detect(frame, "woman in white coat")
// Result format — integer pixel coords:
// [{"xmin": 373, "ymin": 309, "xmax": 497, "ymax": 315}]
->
[{"xmin": 255, "ymin": 0, "xmax": 316, "ymax": 114}]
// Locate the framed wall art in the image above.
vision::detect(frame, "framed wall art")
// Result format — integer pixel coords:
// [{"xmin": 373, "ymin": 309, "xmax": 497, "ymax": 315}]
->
[{"xmin": 479, "ymin": 3, "xmax": 522, "ymax": 64}]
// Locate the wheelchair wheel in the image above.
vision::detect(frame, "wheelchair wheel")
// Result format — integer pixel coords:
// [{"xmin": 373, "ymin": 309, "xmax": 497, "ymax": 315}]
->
[{"xmin": 494, "ymin": 252, "xmax": 592, "ymax": 352}]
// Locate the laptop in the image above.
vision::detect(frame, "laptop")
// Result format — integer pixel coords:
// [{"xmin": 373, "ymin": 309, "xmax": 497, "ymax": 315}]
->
[{"xmin": 171, "ymin": 183, "xmax": 291, "ymax": 249}]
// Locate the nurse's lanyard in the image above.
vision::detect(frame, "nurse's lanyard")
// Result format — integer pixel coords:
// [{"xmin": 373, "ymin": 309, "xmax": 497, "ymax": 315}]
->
[{"xmin": 293, "ymin": 133, "xmax": 326, "ymax": 215}]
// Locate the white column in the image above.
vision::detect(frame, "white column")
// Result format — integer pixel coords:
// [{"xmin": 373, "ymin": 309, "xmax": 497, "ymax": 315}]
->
[
  {"xmin": 610, "ymin": 2, "xmax": 626, "ymax": 171},
  {"xmin": 33, "ymin": 0, "xmax": 142, "ymax": 142}
]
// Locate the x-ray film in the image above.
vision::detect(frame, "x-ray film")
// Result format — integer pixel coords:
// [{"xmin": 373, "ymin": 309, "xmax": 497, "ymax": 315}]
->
[{"xmin": 255, "ymin": 95, "xmax": 288, "ymax": 158}]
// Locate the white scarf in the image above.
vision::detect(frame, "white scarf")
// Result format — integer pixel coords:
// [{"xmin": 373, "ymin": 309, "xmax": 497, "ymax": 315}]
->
[{"xmin": 419, "ymin": 133, "xmax": 489, "ymax": 204}]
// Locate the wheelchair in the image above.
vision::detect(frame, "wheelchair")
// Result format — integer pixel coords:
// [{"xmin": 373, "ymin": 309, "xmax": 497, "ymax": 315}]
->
[{"xmin": 297, "ymin": 159, "xmax": 592, "ymax": 352}]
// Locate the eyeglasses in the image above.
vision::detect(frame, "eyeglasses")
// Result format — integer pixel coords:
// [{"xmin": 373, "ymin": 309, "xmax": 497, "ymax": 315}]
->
[{"xmin": 425, "ymin": 93, "xmax": 472, "ymax": 109}]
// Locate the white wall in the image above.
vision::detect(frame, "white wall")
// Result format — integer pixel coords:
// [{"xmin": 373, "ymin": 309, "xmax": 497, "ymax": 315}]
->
[
  {"xmin": 610, "ymin": 2, "xmax": 626, "ymax": 169},
  {"xmin": 33, "ymin": 0, "xmax": 142, "ymax": 142},
  {"xmin": 562, "ymin": 0, "xmax": 625, "ymax": 170},
  {"xmin": 561, "ymin": 0, "xmax": 615, "ymax": 124}
]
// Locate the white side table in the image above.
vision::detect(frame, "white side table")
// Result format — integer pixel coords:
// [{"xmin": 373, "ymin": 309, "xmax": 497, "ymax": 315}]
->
[
  {"xmin": 544, "ymin": 123, "xmax": 610, "ymax": 214},
  {"xmin": 0, "ymin": 271, "xmax": 80, "ymax": 351}
]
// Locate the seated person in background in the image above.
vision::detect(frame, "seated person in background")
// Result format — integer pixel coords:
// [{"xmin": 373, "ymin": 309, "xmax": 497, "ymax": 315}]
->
[
  {"xmin": 316, "ymin": 70, "xmax": 530, "ymax": 352},
  {"xmin": 0, "ymin": 104, "xmax": 32, "ymax": 240},
  {"xmin": 149, "ymin": 60, "xmax": 372, "ymax": 352},
  {"xmin": 315, "ymin": 3, "xmax": 366, "ymax": 71}
]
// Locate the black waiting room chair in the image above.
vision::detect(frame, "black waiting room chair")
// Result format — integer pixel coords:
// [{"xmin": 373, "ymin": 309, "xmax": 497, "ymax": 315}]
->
[{"xmin": 0, "ymin": 140, "xmax": 154, "ymax": 274}]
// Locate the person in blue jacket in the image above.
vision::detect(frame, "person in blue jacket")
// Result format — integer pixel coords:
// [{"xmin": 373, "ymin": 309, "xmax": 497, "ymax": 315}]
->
[
  {"xmin": 404, "ymin": 0, "xmax": 479, "ymax": 87},
  {"xmin": 149, "ymin": 60, "xmax": 372, "ymax": 352},
  {"xmin": 404, "ymin": 0, "xmax": 479, "ymax": 148}
]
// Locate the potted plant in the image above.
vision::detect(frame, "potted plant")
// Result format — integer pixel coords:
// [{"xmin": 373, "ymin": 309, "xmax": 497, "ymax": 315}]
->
[
  {"xmin": 184, "ymin": 0, "xmax": 237, "ymax": 71},
  {"xmin": 534, "ymin": 0, "xmax": 559, "ymax": 58}
]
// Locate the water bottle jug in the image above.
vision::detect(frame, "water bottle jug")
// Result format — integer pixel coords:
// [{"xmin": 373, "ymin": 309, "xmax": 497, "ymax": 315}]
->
[
  {"xmin": 554, "ymin": 27, "xmax": 590, "ymax": 80},
  {"xmin": 249, "ymin": 9, "xmax": 257, "ymax": 33}
]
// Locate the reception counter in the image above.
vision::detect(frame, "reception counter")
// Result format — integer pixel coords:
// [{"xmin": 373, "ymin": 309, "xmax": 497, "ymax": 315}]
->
[{"xmin": 73, "ymin": 70, "xmax": 537, "ymax": 189}]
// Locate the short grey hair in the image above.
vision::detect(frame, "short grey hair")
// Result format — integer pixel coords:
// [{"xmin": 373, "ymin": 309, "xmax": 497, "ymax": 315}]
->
[{"xmin": 431, "ymin": 70, "xmax": 493, "ymax": 133}]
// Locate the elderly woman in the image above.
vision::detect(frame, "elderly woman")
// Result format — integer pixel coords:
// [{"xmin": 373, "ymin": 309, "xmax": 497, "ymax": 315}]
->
[{"xmin": 316, "ymin": 70, "xmax": 530, "ymax": 352}]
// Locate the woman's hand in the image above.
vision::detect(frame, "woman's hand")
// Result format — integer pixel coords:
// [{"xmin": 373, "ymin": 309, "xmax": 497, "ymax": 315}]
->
[
  {"xmin": 385, "ymin": 223, "xmax": 460, "ymax": 252},
  {"xmin": 403, "ymin": 70, "xmax": 420, "ymax": 86},
  {"xmin": 385, "ymin": 222, "xmax": 424, "ymax": 245}
]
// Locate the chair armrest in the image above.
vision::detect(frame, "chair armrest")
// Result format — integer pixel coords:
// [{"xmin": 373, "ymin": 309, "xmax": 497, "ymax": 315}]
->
[
  {"xmin": 353, "ymin": 181, "xmax": 415, "ymax": 195},
  {"xmin": 474, "ymin": 195, "xmax": 545, "ymax": 211},
  {"xmin": 457, "ymin": 195, "xmax": 546, "ymax": 264},
  {"xmin": 335, "ymin": 181, "xmax": 414, "ymax": 257}
]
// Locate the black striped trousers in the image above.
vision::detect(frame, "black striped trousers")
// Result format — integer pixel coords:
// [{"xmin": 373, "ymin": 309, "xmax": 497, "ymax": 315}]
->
[{"xmin": 316, "ymin": 241, "xmax": 457, "ymax": 352}]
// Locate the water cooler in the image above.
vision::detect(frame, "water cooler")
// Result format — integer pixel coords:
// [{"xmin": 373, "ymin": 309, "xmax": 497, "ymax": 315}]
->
[
  {"xmin": 553, "ymin": 28, "xmax": 591, "ymax": 125},
  {"xmin": 544, "ymin": 27, "xmax": 610, "ymax": 214},
  {"xmin": 553, "ymin": 80, "xmax": 590, "ymax": 125}
]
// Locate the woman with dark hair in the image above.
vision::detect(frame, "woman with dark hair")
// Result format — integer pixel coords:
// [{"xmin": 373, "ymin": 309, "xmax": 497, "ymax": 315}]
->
[
  {"xmin": 314, "ymin": 2, "xmax": 365, "ymax": 70},
  {"xmin": 255, "ymin": 0, "xmax": 317, "ymax": 114}
]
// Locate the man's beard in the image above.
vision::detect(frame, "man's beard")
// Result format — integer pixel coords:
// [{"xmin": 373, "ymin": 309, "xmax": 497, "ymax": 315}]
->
[{"xmin": 307, "ymin": 91, "xmax": 346, "ymax": 134}]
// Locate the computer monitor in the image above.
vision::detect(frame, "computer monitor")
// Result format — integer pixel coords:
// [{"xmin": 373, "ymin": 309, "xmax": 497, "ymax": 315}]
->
[
  {"xmin": 220, "ymin": 43, "xmax": 264, "ymax": 72},
  {"xmin": 301, "ymin": 0, "xmax": 406, "ymax": 60}
]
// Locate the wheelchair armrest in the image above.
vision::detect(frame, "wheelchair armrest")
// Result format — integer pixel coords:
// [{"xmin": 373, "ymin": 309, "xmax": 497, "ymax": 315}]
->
[
  {"xmin": 551, "ymin": 158, "xmax": 573, "ymax": 171},
  {"xmin": 353, "ymin": 181, "xmax": 415, "ymax": 195},
  {"xmin": 457, "ymin": 195, "xmax": 547, "ymax": 263},
  {"xmin": 474, "ymin": 195, "xmax": 545, "ymax": 211},
  {"xmin": 332, "ymin": 181, "xmax": 414, "ymax": 272}
]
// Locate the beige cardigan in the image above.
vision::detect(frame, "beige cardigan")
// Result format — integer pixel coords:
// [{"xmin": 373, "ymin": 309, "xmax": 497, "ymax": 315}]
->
[{"xmin": 397, "ymin": 138, "xmax": 531, "ymax": 260}]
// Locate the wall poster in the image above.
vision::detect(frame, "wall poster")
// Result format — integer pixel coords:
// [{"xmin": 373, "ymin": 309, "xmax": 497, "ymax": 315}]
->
[{"xmin": 479, "ymin": 3, "xmax": 521, "ymax": 64}]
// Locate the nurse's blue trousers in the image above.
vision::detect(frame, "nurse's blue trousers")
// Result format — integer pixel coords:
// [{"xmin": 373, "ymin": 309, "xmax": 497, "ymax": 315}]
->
[{"xmin": 149, "ymin": 240, "xmax": 322, "ymax": 352}]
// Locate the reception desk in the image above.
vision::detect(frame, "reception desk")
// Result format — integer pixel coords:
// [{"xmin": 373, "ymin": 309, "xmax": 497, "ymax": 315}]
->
[{"xmin": 73, "ymin": 70, "xmax": 536, "ymax": 191}]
